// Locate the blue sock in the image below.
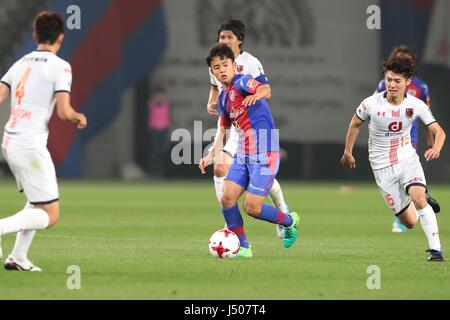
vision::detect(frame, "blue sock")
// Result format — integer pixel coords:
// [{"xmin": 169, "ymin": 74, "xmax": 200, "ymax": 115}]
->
[
  {"xmin": 222, "ymin": 204, "xmax": 249, "ymax": 248},
  {"xmin": 256, "ymin": 204, "xmax": 293, "ymax": 227}
]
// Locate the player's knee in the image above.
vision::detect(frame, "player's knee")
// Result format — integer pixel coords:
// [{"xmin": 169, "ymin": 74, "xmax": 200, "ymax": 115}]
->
[
  {"xmin": 411, "ymin": 194, "xmax": 427, "ymax": 210},
  {"xmin": 243, "ymin": 201, "xmax": 262, "ymax": 217},
  {"xmin": 38, "ymin": 202, "xmax": 60, "ymax": 228},
  {"xmin": 214, "ymin": 164, "xmax": 227, "ymax": 178},
  {"xmin": 220, "ymin": 194, "xmax": 235, "ymax": 209}
]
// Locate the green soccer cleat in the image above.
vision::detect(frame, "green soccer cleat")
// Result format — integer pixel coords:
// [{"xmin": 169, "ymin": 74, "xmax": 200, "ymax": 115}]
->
[
  {"xmin": 283, "ymin": 212, "xmax": 300, "ymax": 248},
  {"xmin": 236, "ymin": 245, "xmax": 253, "ymax": 258}
]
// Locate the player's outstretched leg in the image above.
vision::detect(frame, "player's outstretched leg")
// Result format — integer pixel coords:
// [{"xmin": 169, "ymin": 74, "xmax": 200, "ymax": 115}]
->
[{"xmin": 269, "ymin": 179, "xmax": 290, "ymax": 239}]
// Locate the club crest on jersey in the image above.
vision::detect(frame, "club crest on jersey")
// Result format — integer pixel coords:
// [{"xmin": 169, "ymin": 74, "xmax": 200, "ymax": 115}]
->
[
  {"xmin": 406, "ymin": 108, "xmax": 414, "ymax": 118},
  {"xmin": 236, "ymin": 65, "xmax": 244, "ymax": 73},
  {"xmin": 229, "ymin": 90, "xmax": 235, "ymax": 102}
]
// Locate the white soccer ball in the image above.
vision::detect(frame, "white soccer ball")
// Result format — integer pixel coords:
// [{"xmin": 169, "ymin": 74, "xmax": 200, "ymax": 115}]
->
[{"xmin": 208, "ymin": 229, "xmax": 240, "ymax": 258}]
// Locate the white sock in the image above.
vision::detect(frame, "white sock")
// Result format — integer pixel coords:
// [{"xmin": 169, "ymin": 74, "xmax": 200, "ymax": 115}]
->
[
  {"xmin": 0, "ymin": 208, "xmax": 49, "ymax": 236},
  {"xmin": 418, "ymin": 205, "xmax": 441, "ymax": 251},
  {"xmin": 269, "ymin": 179, "xmax": 289, "ymax": 213},
  {"xmin": 214, "ymin": 176, "xmax": 225, "ymax": 203},
  {"xmin": 11, "ymin": 230, "xmax": 36, "ymax": 261}
]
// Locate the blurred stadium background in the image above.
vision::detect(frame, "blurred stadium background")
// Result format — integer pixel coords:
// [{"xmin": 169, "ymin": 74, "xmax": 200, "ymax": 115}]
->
[{"xmin": 0, "ymin": 0, "xmax": 449, "ymax": 182}]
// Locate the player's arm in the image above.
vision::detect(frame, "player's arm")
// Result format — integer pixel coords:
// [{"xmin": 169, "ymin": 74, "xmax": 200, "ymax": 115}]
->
[
  {"xmin": 422, "ymin": 87, "xmax": 435, "ymax": 148},
  {"xmin": 424, "ymin": 122, "xmax": 446, "ymax": 161},
  {"xmin": 242, "ymin": 84, "xmax": 271, "ymax": 107},
  {"xmin": 341, "ymin": 115, "xmax": 364, "ymax": 168},
  {"xmin": 207, "ymin": 85, "xmax": 219, "ymax": 116},
  {"xmin": 55, "ymin": 92, "xmax": 87, "ymax": 129},
  {"xmin": 199, "ymin": 124, "xmax": 229, "ymax": 174},
  {"xmin": 0, "ymin": 82, "xmax": 10, "ymax": 105}
]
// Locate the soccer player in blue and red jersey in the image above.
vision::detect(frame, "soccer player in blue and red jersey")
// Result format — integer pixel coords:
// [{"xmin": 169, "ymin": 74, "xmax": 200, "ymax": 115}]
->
[
  {"xmin": 199, "ymin": 44, "xmax": 300, "ymax": 257},
  {"xmin": 376, "ymin": 46, "xmax": 440, "ymax": 233}
]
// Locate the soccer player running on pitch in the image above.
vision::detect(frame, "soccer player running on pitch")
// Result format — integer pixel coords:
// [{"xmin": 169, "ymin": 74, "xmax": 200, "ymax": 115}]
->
[
  {"xmin": 341, "ymin": 54, "xmax": 445, "ymax": 262},
  {"xmin": 205, "ymin": 19, "xmax": 290, "ymax": 239},
  {"xmin": 199, "ymin": 44, "xmax": 299, "ymax": 257},
  {"xmin": 376, "ymin": 45, "xmax": 440, "ymax": 233},
  {"xmin": 0, "ymin": 11, "xmax": 87, "ymax": 271}
]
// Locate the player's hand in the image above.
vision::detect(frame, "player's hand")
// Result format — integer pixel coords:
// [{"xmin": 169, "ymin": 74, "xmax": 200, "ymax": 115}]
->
[
  {"xmin": 242, "ymin": 95, "xmax": 258, "ymax": 107},
  {"xmin": 341, "ymin": 153, "xmax": 356, "ymax": 168},
  {"xmin": 75, "ymin": 113, "xmax": 87, "ymax": 129},
  {"xmin": 207, "ymin": 101, "xmax": 219, "ymax": 116},
  {"xmin": 424, "ymin": 147, "xmax": 440, "ymax": 161},
  {"xmin": 199, "ymin": 154, "xmax": 213, "ymax": 175}
]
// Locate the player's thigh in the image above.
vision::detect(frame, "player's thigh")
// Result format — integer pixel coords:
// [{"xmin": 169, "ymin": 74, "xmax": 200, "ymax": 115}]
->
[
  {"xmin": 246, "ymin": 153, "xmax": 280, "ymax": 197},
  {"xmin": 401, "ymin": 155, "xmax": 428, "ymax": 209},
  {"xmin": 373, "ymin": 167, "xmax": 410, "ymax": 215},
  {"xmin": 213, "ymin": 151, "xmax": 232, "ymax": 177}
]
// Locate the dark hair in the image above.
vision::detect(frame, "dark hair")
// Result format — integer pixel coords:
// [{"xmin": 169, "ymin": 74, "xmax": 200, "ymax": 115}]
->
[
  {"xmin": 217, "ymin": 18, "xmax": 246, "ymax": 48},
  {"xmin": 389, "ymin": 45, "xmax": 416, "ymax": 62},
  {"xmin": 206, "ymin": 43, "xmax": 235, "ymax": 67},
  {"xmin": 382, "ymin": 56, "xmax": 415, "ymax": 79},
  {"xmin": 33, "ymin": 11, "xmax": 64, "ymax": 45}
]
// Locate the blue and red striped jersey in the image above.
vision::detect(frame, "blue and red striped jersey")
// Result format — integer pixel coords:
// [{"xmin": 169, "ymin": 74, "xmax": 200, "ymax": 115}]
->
[{"xmin": 218, "ymin": 74, "xmax": 279, "ymax": 155}]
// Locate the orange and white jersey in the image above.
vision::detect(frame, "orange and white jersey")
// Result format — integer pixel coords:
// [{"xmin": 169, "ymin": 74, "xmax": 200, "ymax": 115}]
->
[
  {"xmin": 1, "ymin": 50, "xmax": 72, "ymax": 147},
  {"xmin": 356, "ymin": 92, "xmax": 436, "ymax": 170}
]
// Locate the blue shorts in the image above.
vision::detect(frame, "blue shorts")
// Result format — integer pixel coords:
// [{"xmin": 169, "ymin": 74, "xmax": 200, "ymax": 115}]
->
[{"xmin": 225, "ymin": 152, "xmax": 280, "ymax": 196}]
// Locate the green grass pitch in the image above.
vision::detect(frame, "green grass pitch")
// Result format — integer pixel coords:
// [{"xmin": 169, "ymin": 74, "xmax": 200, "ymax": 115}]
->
[{"xmin": 0, "ymin": 180, "xmax": 449, "ymax": 299}]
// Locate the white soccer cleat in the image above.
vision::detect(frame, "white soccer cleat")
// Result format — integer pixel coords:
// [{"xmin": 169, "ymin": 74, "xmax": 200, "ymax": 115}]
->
[
  {"xmin": 276, "ymin": 224, "xmax": 285, "ymax": 239},
  {"xmin": 4, "ymin": 255, "xmax": 42, "ymax": 272}
]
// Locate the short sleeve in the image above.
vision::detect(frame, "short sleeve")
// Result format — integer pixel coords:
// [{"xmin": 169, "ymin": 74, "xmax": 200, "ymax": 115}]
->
[
  {"xmin": 235, "ymin": 75, "xmax": 263, "ymax": 94},
  {"xmin": 416, "ymin": 100, "xmax": 436, "ymax": 126},
  {"xmin": 54, "ymin": 61, "xmax": 72, "ymax": 93},
  {"xmin": 247, "ymin": 58, "xmax": 269, "ymax": 84},
  {"xmin": 1, "ymin": 66, "xmax": 13, "ymax": 88},
  {"xmin": 355, "ymin": 100, "xmax": 370, "ymax": 122}
]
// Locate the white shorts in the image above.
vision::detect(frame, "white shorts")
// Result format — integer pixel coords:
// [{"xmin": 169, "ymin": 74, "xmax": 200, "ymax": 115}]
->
[
  {"xmin": 373, "ymin": 154, "xmax": 426, "ymax": 216},
  {"xmin": 223, "ymin": 125, "xmax": 239, "ymax": 157},
  {"xmin": 2, "ymin": 144, "xmax": 59, "ymax": 204}
]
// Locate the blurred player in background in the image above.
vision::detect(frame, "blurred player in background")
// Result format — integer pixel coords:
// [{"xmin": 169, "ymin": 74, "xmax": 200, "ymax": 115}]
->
[
  {"xmin": 342, "ymin": 53, "xmax": 445, "ymax": 262},
  {"xmin": 206, "ymin": 19, "xmax": 290, "ymax": 239},
  {"xmin": 200, "ymin": 44, "xmax": 300, "ymax": 257},
  {"xmin": 0, "ymin": 11, "xmax": 87, "ymax": 271},
  {"xmin": 376, "ymin": 45, "xmax": 440, "ymax": 233}
]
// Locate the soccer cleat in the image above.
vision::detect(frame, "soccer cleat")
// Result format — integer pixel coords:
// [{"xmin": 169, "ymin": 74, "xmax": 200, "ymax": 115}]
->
[
  {"xmin": 283, "ymin": 212, "xmax": 300, "ymax": 248},
  {"xmin": 426, "ymin": 192, "xmax": 441, "ymax": 214},
  {"xmin": 236, "ymin": 246, "xmax": 253, "ymax": 258},
  {"xmin": 4, "ymin": 255, "xmax": 42, "ymax": 272},
  {"xmin": 392, "ymin": 217, "xmax": 408, "ymax": 233},
  {"xmin": 426, "ymin": 249, "xmax": 444, "ymax": 262}
]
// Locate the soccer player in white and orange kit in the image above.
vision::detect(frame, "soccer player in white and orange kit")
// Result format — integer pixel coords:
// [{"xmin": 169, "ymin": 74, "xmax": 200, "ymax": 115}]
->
[
  {"xmin": 0, "ymin": 11, "xmax": 87, "ymax": 271},
  {"xmin": 341, "ymin": 55, "xmax": 446, "ymax": 262}
]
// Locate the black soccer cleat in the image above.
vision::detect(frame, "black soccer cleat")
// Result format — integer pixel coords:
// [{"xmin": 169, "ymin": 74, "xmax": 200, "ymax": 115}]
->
[
  {"xmin": 426, "ymin": 249, "xmax": 444, "ymax": 262},
  {"xmin": 426, "ymin": 192, "xmax": 440, "ymax": 214}
]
